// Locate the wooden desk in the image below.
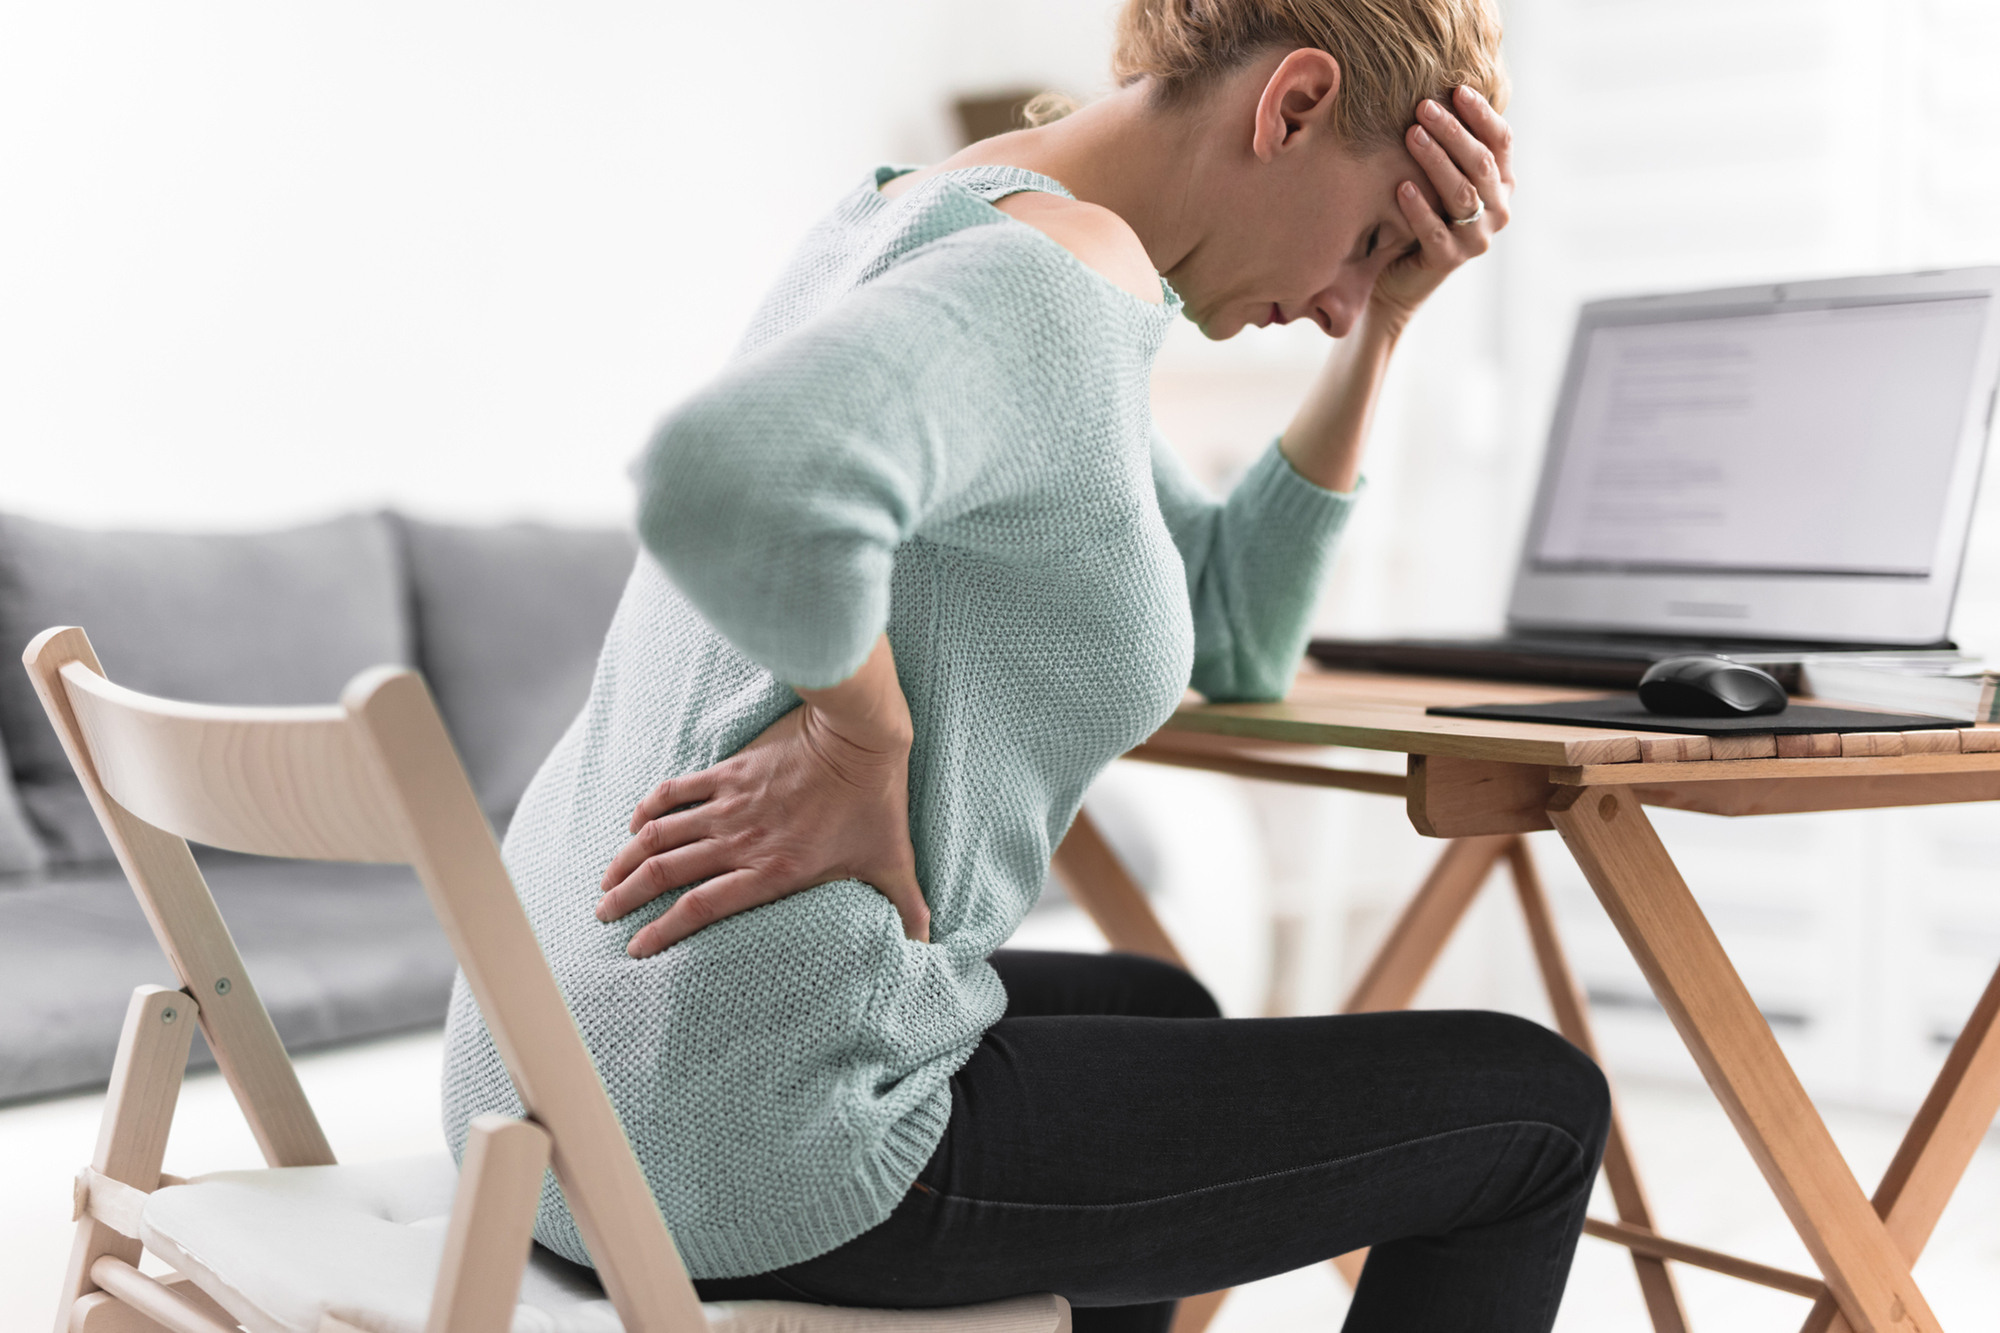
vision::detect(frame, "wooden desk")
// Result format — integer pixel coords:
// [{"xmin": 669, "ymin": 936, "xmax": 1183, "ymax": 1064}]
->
[{"xmin": 1050, "ymin": 668, "xmax": 2000, "ymax": 1333}]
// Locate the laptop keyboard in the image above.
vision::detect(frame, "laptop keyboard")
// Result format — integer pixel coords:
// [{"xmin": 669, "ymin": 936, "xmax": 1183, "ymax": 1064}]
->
[{"xmin": 1303, "ymin": 635, "xmax": 1848, "ymax": 689}]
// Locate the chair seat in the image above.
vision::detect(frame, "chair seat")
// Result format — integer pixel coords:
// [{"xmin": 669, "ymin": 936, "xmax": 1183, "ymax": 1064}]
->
[{"xmin": 140, "ymin": 1154, "xmax": 1070, "ymax": 1333}]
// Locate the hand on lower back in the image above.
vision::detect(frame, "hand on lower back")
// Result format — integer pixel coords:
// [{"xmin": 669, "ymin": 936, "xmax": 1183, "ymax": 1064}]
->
[{"xmin": 597, "ymin": 636, "xmax": 928, "ymax": 957}]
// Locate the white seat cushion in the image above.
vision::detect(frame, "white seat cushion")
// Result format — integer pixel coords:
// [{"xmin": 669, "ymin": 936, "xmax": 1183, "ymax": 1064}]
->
[{"xmin": 139, "ymin": 1154, "xmax": 1069, "ymax": 1333}]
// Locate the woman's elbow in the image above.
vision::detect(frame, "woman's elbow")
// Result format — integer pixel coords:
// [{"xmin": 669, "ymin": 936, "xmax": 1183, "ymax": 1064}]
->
[
  {"xmin": 633, "ymin": 414, "xmax": 747, "ymax": 565},
  {"xmin": 1189, "ymin": 653, "xmax": 1297, "ymax": 705}
]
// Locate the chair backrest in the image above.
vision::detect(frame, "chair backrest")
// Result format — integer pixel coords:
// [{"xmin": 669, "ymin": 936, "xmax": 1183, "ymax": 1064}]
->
[{"xmin": 24, "ymin": 625, "xmax": 705, "ymax": 1333}]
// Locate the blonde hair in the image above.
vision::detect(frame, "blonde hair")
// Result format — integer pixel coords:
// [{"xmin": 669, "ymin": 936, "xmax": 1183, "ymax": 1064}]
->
[
  {"xmin": 1021, "ymin": 90, "xmax": 1081, "ymax": 126},
  {"xmin": 1113, "ymin": 0, "xmax": 1508, "ymax": 148}
]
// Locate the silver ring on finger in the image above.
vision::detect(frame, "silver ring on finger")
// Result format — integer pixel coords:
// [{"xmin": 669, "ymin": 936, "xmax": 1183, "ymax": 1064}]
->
[{"xmin": 1450, "ymin": 198, "xmax": 1486, "ymax": 227}]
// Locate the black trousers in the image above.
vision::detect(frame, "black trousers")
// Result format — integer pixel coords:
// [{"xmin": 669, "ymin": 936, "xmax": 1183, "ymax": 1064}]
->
[{"xmin": 697, "ymin": 950, "xmax": 1610, "ymax": 1332}]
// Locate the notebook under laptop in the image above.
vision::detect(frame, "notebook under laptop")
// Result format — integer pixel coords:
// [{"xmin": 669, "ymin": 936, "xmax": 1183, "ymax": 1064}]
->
[{"xmin": 1310, "ymin": 266, "xmax": 2000, "ymax": 687}]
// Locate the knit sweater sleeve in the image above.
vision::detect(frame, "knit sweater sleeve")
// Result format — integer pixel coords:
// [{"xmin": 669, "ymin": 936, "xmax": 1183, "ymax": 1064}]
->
[
  {"xmin": 634, "ymin": 228, "xmax": 1028, "ymax": 689},
  {"xmin": 1151, "ymin": 430, "xmax": 1360, "ymax": 702}
]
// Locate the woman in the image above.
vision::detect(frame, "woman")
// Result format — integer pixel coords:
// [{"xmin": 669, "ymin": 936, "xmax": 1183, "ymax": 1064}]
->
[{"xmin": 444, "ymin": 1, "xmax": 1610, "ymax": 1329}]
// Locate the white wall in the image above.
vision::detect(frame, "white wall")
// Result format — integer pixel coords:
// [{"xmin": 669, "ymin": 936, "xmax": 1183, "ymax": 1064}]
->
[{"xmin": 0, "ymin": 1, "xmax": 1001, "ymax": 530}]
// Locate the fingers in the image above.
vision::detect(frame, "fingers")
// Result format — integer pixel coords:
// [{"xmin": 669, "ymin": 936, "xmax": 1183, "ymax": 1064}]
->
[
  {"xmin": 626, "ymin": 870, "xmax": 771, "ymax": 957},
  {"xmin": 1397, "ymin": 179, "xmax": 1457, "ymax": 255},
  {"xmin": 1411, "ymin": 98, "xmax": 1505, "ymax": 225},
  {"xmin": 1408, "ymin": 109, "xmax": 1481, "ymax": 225},
  {"xmin": 598, "ymin": 838, "xmax": 734, "ymax": 922},
  {"xmin": 874, "ymin": 870, "xmax": 931, "ymax": 944},
  {"xmin": 601, "ymin": 802, "xmax": 719, "ymax": 891},
  {"xmin": 1452, "ymin": 85, "xmax": 1514, "ymax": 184},
  {"xmin": 626, "ymin": 768, "xmax": 723, "ymax": 834},
  {"xmin": 621, "ymin": 868, "xmax": 931, "ymax": 957}
]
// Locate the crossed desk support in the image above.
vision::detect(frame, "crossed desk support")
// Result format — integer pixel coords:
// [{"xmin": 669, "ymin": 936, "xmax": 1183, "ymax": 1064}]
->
[{"xmin": 1049, "ymin": 731, "xmax": 2000, "ymax": 1333}]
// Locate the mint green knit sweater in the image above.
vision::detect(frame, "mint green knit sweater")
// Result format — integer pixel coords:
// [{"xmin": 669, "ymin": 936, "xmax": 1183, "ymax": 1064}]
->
[{"xmin": 441, "ymin": 165, "xmax": 1359, "ymax": 1279}]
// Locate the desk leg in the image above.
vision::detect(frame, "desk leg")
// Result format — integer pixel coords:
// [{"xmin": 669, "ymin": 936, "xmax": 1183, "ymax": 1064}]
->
[
  {"xmin": 1050, "ymin": 811, "xmax": 1187, "ymax": 969},
  {"xmin": 1801, "ymin": 955, "xmax": 2000, "ymax": 1333},
  {"xmin": 1343, "ymin": 835, "xmax": 1512, "ymax": 1012},
  {"xmin": 1506, "ymin": 840, "xmax": 1691, "ymax": 1333},
  {"xmin": 1550, "ymin": 786, "xmax": 1939, "ymax": 1333}
]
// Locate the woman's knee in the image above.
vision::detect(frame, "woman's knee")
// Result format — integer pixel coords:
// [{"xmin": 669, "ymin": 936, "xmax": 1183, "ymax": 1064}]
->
[
  {"xmin": 1522, "ymin": 1017, "xmax": 1611, "ymax": 1161},
  {"xmin": 1454, "ymin": 1011, "xmax": 1611, "ymax": 1161}
]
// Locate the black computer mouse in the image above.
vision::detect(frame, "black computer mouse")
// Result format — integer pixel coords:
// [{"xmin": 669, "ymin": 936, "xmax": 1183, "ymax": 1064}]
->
[{"xmin": 1637, "ymin": 655, "xmax": 1789, "ymax": 717}]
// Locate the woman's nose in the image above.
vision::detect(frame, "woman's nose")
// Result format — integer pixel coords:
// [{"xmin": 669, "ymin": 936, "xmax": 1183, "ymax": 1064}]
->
[{"xmin": 1313, "ymin": 269, "xmax": 1376, "ymax": 338}]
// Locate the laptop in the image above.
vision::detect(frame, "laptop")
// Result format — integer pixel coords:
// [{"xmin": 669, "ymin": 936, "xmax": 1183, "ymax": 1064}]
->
[{"xmin": 1310, "ymin": 266, "xmax": 2000, "ymax": 688}]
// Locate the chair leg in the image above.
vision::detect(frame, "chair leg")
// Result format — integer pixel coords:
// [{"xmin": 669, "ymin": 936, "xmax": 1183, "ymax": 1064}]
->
[
  {"xmin": 1550, "ymin": 787, "xmax": 1938, "ymax": 1333},
  {"xmin": 425, "ymin": 1114, "xmax": 553, "ymax": 1333},
  {"xmin": 1799, "ymin": 952, "xmax": 2000, "ymax": 1333},
  {"xmin": 1505, "ymin": 839, "xmax": 1690, "ymax": 1333},
  {"xmin": 56, "ymin": 986, "xmax": 197, "ymax": 1333}
]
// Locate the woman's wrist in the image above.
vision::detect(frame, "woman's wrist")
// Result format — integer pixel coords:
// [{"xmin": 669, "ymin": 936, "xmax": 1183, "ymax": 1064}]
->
[{"xmin": 795, "ymin": 634, "xmax": 914, "ymax": 753}]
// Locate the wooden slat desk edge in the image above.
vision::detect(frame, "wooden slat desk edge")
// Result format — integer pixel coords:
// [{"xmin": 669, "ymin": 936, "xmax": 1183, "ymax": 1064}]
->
[
  {"xmin": 1134, "ymin": 734, "xmax": 2000, "ymax": 829},
  {"xmin": 1161, "ymin": 706, "xmax": 1650, "ymax": 767},
  {"xmin": 1555, "ymin": 751, "xmax": 2000, "ymax": 786},
  {"xmin": 1161, "ymin": 710, "xmax": 2000, "ymax": 779},
  {"xmin": 1160, "ymin": 669, "xmax": 2000, "ymax": 773}
]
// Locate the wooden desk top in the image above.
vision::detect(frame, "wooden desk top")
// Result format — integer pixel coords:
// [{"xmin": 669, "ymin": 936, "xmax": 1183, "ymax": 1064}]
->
[{"xmin": 1157, "ymin": 666, "xmax": 2000, "ymax": 776}]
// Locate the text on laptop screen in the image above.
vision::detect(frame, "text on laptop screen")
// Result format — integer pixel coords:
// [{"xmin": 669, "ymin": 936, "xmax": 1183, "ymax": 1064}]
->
[{"xmin": 1532, "ymin": 296, "xmax": 1991, "ymax": 578}]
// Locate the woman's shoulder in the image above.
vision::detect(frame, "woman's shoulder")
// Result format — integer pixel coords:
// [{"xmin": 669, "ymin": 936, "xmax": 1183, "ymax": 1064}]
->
[
  {"xmin": 733, "ymin": 167, "xmax": 1174, "ymax": 372},
  {"xmin": 988, "ymin": 192, "xmax": 1162, "ymax": 306},
  {"xmin": 873, "ymin": 167, "xmax": 1170, "ymax": 315}
]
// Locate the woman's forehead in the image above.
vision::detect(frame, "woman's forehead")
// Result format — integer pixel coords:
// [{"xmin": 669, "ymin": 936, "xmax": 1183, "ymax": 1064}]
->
[{"xmin": 1339, "ymin": 141, "xmax": 1440, "ymax": 221}]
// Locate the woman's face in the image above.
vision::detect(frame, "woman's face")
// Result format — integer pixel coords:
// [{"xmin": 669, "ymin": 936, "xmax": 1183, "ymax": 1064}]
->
[{"xmin": 1164, "ymin": 140, "xmax": 1432, "ymax": 342}]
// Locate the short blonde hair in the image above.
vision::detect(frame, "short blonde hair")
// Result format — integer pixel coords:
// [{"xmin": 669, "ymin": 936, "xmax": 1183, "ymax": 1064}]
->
[{"xmin": 1113, "ymin": 0, "xmax": 1509, "ymax": 148}]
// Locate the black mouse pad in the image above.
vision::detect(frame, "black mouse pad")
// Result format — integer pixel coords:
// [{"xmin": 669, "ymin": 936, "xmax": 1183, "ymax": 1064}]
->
[{"xmin": 1427, "ymin": 697, "xmax": 1963, "ymax": 736}]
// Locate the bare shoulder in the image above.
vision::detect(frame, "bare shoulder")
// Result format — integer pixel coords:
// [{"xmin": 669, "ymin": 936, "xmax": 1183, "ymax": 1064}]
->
[{"xmin": 993, "ymin": 194, "xmax": 1161, "ymax": 305}]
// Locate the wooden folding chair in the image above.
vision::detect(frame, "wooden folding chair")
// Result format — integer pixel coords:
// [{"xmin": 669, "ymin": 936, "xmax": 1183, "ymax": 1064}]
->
[{"xmin": 28, "ymin": 625, "xmax": 1071, "ymax": 1333}]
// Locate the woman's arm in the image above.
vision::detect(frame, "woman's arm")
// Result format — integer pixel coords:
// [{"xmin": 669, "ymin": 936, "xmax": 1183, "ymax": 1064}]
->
[
  {"xmin": 1279, "ymin": 85, "xmax": 1516, "ymax": 493},
  {"xmin": 600, "ymin": 225, "xmax": 1067, "ymax": 956},
  {"xmin": 1277, "ymin": 310, "xmax": 1399, "ymax": 494},
  {"xmin": 1154, "ymin": 433, "xmax": 1359, "ymax": 701},
  {"xmin": 1161, "ymin": 87, "xmax": 1515, "ymax": 702}
]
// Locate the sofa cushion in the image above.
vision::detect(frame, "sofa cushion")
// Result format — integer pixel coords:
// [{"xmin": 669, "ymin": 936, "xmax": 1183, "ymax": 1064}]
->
[
  {"xmin": 0, "ymin": 849, "xmax": 456, "ymax": 1103},
  {"xmin": 0, "ymin": 514, "xmax": 409, "ymax": 864},
  {"xmin": 0, "ymin": 726, "xmax": 46, "ymax": 875},
  {"xmin": 393, "ymin": 517, "xmax": 634, "ymax": 826}
]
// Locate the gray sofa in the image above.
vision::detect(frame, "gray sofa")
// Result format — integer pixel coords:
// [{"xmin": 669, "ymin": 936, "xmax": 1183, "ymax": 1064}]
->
[{"xmin": 0, "ymin": 511, "xmax": 636, "ymax": 1103}]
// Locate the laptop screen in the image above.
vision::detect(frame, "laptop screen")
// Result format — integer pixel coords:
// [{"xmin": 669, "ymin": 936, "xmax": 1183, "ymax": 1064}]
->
[
  {"xmin": 1508, "ymin": 269, "xmax": 2000, "ymax": 645},
  {"xmin": 1532, "ymin": 295, "xmax": 1990, "ymax": 581}
]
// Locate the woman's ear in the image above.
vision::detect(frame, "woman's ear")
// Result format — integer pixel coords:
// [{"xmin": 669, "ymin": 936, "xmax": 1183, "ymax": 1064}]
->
[{"xmin": 1252, "ymin": 48, "xmax": 1344, "ymax": 163}]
